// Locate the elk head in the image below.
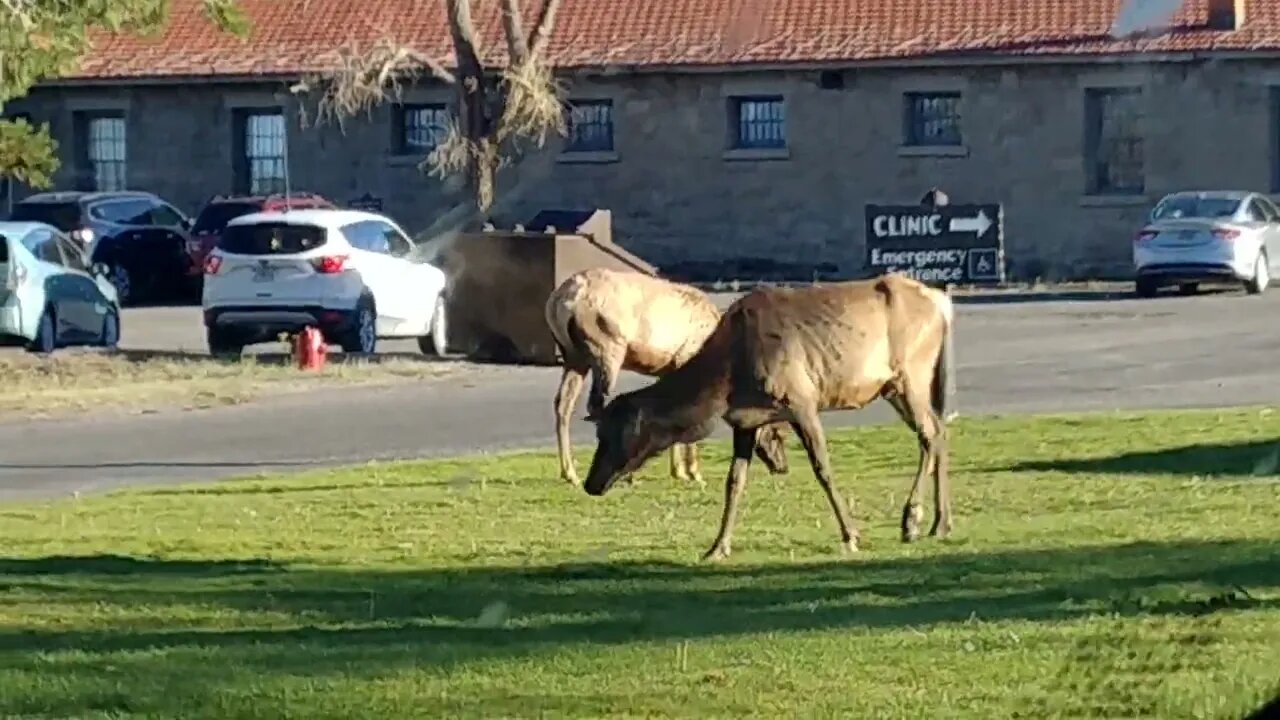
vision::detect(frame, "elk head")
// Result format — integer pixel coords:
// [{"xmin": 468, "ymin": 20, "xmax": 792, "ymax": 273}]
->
[{"xmin": 583, "ymin": 395, "xmax": 676, "ymax": 496}]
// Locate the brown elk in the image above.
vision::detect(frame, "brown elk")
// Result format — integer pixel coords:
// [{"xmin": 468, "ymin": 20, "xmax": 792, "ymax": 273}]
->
[
  {"xmin": 545, "ymin": 267, "xmax": 790, "ymax": 486},
  {"xmin": 581, "ymin": 273, "xmax": 957, "ymax": 561}
]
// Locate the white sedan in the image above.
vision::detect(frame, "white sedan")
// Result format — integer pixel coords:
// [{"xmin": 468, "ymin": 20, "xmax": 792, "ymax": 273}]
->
[
  {"xmin": 200, "ymin": 208, "xmax": 448, "ymax": 356},
  {"xmin": 1132, "ymin": 190, "xmax": 1280, "ymax": 297}
]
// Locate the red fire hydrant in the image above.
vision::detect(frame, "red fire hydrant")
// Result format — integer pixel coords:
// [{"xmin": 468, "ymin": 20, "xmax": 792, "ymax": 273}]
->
[{"xmin": 294, "ymin": 326, "xmax": 328, "ymax": 371}]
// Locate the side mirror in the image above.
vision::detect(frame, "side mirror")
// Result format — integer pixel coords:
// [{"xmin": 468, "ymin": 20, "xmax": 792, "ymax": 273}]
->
[{"xmin": 91, "ymin": 262, "xmax": 110, "ymax": 277}]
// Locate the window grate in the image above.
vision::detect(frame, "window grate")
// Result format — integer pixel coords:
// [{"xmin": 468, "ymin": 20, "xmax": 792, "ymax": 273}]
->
[
  {"xmin": 565, "ymin": 100, "xmax": 615, "ymax": 152},
  {"xmin": 1087, "ymin": 88, "xmax": 1144, "ymax": 195},
  {"xmin": 904, "ymin": 92, "xmax": 962, "ymax": 146},
  {"xmin": 401, "ymin": 104, "xmax": 450, "ymax": 153},
  {"xmin": 245, "ymin": 113, "xmax": 287, "ymax": 195},
  {"xmin": 731, "ymin": 96, "xmax": 786, "ymax": 149},
  {"xmin": 86, "ymin": 116, "xmax": 127, "ymax": 191}
]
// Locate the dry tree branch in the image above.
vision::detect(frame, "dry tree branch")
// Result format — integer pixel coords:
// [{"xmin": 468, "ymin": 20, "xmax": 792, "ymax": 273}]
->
[
  {"xmin": 289, "ymin": 37, "xmax": 456, "ymax": 131},
  {"xmin": 494, "ymin": 57, "xmax": 566, "ymax": 147},
  {"xmin": 527, "ymin": 0, "xmax": 562, "ymax": 58},
  {"xmin": 499, "ymin": 0, "xmax": 529, "ymax": 65}
]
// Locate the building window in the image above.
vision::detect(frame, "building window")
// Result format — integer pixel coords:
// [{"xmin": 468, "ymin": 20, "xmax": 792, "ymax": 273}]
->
[
  {"xmin": 1085, "ymin": 88, "xmax": 1144, "ymax": 195},
  {"xmin": 235, "ymin": 110, "xmax": 287, "ymax": 195},
  {"xmin": 394, "ymin": 104, "xmax": 450, "ymax": 155},
  {"xmin": 72, "ymin": 111, "xmax": 127, "ymax": 192},
  {"xmin": 729, "ymin": 96, "xmax": 786, "ymax": 149},
  {"xmin": 904, "ymin": 92, "xmax": 962, "ymax": 146},
  {"xmin": 564, "ymin": 99, "xmax": 614, "ymax": 153}
]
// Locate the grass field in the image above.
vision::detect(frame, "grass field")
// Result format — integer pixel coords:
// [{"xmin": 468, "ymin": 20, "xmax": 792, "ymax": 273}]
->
[
  {"xmin": 0, "ymin": 350, "xmax": 462, "ymax": 418},
  {"xmin": 0, "ymin": 408, "xmax": 1277, "ymax": 718}
]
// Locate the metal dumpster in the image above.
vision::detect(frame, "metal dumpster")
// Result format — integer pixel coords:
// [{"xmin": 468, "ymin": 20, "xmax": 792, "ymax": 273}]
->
[{"xmin": 431, "ymin": 209, "xmax": 656, "ymax": 364}]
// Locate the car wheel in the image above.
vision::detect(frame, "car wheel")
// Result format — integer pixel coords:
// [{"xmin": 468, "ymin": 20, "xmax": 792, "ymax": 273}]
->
[
  {"xmin": 418, "ymin": 295, "xmax": 449, "ymax": 357},
  {"xmin": 1245, "ymin": 252, "xmax": 1270, "ymax": 295},
  {"xmin": 340, "ymin": 295, "xmax": 378, "ymax": 355},
  {"xmin": 1134, "ymin": 276, "xmax": 1159, "ymax": 298},
  {"xmin": 110, "ymin": 264, "xmax": 133, "ymax": 306},
  {"xmin": 101, "ymin": 308, "xmax": 121, "ymax": 350},
  {"xmin": 207, "ymin": 326, "xmax": 244, "ymax": 359},
  {"xmin": 25, "ymin": 307, "xmax": 57, "ymax": 355}
]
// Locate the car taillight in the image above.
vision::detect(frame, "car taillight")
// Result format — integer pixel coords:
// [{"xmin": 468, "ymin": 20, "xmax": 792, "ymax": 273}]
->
[
  {"xmin": 312, "ymin": 255, "xmax": 348, "ymax": 274},
  {"xmin": 1212, "ymin": 228, "xmax": 1241, "ymax": 241},
  {"xmin": 203, "ymin": 255, "xmax": 222, "ymax": 275},
  {"xmin": 1134, "ymin": 229, "xmax": 1158, "ymax": 243}
]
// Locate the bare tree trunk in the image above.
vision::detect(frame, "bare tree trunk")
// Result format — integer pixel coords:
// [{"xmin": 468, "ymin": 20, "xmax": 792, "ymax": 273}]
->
[{"xmin": 446, "ymin": 0, "xmax": 497, "ymax": 214}]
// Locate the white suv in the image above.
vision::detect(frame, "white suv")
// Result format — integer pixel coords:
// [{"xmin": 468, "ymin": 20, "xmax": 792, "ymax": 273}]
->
[{"xmin": 201, "ymin": 208, "xmax": 448, "ymax": 356}]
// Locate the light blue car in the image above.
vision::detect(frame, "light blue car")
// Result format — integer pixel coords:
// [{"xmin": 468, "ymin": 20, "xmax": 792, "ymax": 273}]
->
[{"xmin": 0, "ymin": 220, "xmax": 122, "ymax": 354}]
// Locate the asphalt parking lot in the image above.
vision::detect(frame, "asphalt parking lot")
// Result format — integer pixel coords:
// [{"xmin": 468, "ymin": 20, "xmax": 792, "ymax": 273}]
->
[{"xmin": 1, "ymin": 285, "xmax": 1279, "ymax": 500}]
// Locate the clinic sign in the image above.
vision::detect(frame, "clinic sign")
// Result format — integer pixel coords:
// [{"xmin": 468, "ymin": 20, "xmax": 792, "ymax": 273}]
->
[{"xmin": 864, "ymin": 202, "xmax": 1005, "ymax": 285}]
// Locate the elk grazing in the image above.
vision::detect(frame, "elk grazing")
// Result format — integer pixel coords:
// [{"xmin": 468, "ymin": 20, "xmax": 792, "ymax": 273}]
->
[
  {"xmin": 581, "ymin": 273, "xmax": 957, "ymax": 561},
  {"xmin": 545, "ymin": 267, "xmax": 790, "ymax": 487}
]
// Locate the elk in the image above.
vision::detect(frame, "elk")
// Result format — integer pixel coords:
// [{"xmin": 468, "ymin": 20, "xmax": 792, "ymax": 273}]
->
[
  {"xmin": 580, "ymin": 273, "xmax": 957, "ymax": 561},
  {"xmin": 545, "ymin": 267, "xmax": 790, "ymax": 487}
]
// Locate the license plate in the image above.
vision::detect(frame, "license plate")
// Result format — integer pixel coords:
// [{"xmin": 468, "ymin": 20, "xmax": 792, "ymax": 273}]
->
[{"xmin": 252, "ymin": 265, "xmax": 275, "ymax": 282}]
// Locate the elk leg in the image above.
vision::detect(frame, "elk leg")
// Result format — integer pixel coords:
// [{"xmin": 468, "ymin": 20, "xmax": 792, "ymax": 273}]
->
[
  {"xmin": 585, "ymin": 351, "xmax": 623, "ymax": 419},
  {"xmin": 790, "ymin": 409, "xmax": 859, "ymax": 554},
  {"xmin": 896, "ymin": 382, "xmax": 949, "ymax": 540},
  {"xmin": 928, "ymin": 414, "xmax": 953, "ymax": 539},
  {"xmin": 554, "ymin": 365, "xmax": 589, "ymax": 485},
  {"xmin": 686, "ymin": 442, "xmax": 703, "ymax": 484},
  {"xmin": 886, "ymin": 393, "xmax": 932, "ymax": 542},
  {"xmin": 703, "ymin": 428, "xmax": 756, "ymax": 562},
  {"xmin": 669, "ymin": 444, "xmax": 689, "ymax": 482}
]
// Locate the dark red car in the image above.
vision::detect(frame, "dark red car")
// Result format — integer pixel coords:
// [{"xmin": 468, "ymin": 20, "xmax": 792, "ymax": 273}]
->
[{"xmin": 185, "ymin": 191, "xmax": 334, "ymax": 280}]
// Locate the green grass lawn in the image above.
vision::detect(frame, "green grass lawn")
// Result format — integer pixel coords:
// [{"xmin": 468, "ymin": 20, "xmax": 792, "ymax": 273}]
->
[{"xmin": 1, "ymin": 408, "xmax": 1279, "ymax": 719}]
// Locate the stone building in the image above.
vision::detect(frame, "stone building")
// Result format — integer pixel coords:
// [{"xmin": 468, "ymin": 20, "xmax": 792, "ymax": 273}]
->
[{"xmin": 5, "ymin": 0, "xmax": 1280, "ymax": 280}]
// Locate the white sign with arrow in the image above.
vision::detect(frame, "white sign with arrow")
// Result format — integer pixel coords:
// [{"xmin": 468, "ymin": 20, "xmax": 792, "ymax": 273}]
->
[{"xmin": 949, "ymin": 209, "xmax": 993, "ymax": 237}]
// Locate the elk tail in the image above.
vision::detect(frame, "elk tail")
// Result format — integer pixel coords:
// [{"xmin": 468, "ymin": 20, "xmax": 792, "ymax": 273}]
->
[{"xmin": 930, "ymin": 291, "xmax": 957, "ymax": 424}]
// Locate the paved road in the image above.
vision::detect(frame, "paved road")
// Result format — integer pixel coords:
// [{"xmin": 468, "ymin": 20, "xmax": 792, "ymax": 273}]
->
[{"xmin": 2, "ymin": 288, "xmax": 1278, "ymax": 501}]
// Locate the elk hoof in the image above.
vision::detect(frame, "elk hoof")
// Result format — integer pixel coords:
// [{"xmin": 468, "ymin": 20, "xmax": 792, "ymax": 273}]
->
[
  {"xmin": 702, "ymin": 544, "xmax": 731, "ymax": 562},
  {"xmin": 928, "ymin": 515, "xmax": 953, "ymax": 539},
  {"xmin": 901, "ymin": 503, "xmax": 924, "ymax": 543},
  {"xmin": 841, "ymin": 538, "xmax": 860, "ymax": 555}
]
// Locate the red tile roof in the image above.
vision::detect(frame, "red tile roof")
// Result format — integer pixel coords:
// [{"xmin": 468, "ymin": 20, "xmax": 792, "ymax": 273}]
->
[{"xmin": 68, "ymin": 0, "xmax": 1280, "ymax": 80}]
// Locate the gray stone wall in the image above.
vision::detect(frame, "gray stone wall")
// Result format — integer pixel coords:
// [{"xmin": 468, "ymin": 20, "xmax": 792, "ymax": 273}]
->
[{"xmin": 11, "ymin": 57, "xmax": 1280, "ymax": 281}]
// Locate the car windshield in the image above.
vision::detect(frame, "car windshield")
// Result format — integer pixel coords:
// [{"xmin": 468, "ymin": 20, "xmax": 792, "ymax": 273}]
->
[
  {"xmin": 9, "ymin": 201, "xmax": 81, "ymax": 230},
  {"xmin": 218, "ymin": 222, "xmax": 328, "ymax": 255},
  {"xmin": 1150, "ymin": 196, "xmax": 1241, "ymax": 221},
  {"xmin": 193, "ymin": 202, "xmax": 262, "ymax": 234}
]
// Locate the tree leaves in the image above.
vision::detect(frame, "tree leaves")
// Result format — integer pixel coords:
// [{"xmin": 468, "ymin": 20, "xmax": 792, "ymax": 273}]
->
[{"xmin": 0, "ymin": 0, "xmax": 250, "ymax": 187}]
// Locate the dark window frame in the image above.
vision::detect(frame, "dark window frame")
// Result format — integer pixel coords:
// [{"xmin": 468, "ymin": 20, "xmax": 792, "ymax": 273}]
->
[
  {"xmin": 563, "ymin": 99, "xmax": 615, "ymax": 153},
  {"xmin": 727, "ymin": 95, "xmax": 786, "ymax": 150},
  {"xmin": 232, "ymin": 107, "xmax": 287, "ymax": 196},
  {"xmin": 1084, "ymin": 87, "xmax": 1145, "ymax": 196},
  {"xmin": 71, "ymin": 110, "xmax": 128, "ymax": 192},
  {"xmin": 392, "ymin": 103, "xmax": 450, "ymax": 155},
  {"xmin": 903, "ymin": 91, "xmax": 963, "ymax": 147}
]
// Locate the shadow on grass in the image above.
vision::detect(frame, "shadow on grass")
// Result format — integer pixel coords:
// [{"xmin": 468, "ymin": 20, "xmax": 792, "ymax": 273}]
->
[
  {"xmin": 0, "ymin": 539, "xmax": 1275, "ymax": 714},
  {"xmin": 0, "ymin": 554, "xmax": 281, "ymax": 576},
  {"xmin": 1002, "ymin": 438, "xmax": 1280, "ymax": 477},
  {"xmin": 0, "ymin": 538, "xmax": 1276, "ymax": 655}
]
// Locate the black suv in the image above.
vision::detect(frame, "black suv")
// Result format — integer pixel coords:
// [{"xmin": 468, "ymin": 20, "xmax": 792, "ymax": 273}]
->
[{"xmin": 8, "ymin": 190, "xmax": 197, "ymax": 305}]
